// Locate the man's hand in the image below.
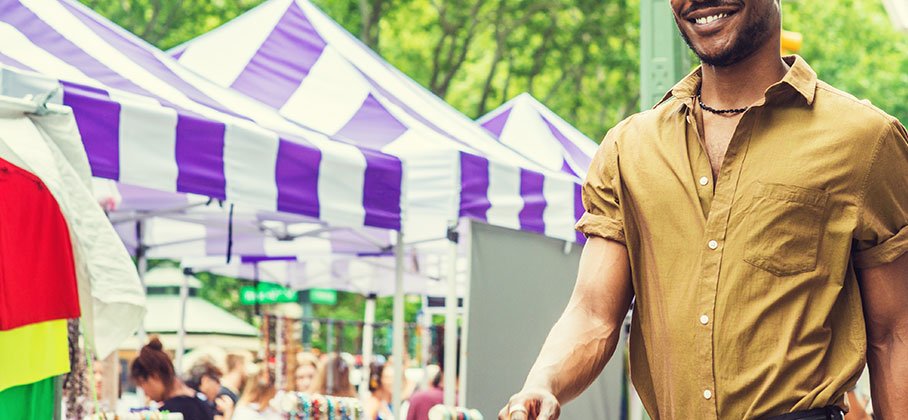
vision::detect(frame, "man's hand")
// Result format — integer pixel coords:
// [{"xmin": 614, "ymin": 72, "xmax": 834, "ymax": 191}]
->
[{"xmin": 498, "ymin": 389, "xmax": 561, "ymax": 420}]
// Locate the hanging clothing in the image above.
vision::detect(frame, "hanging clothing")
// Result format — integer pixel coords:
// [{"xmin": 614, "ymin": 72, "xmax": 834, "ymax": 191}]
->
[
  {"xmin": 0, "ymin": 109, "xmax": 145, "ymax": 357},
  {"xmin": 0, "ymin": 154, "xmax": 79, "ymax": 330},
  {"xmin": 0, "ymin": 319, "xmax": 69, "ymax": 392},
  {"xmin": 0, "ymin": 376, "xmax": 56, "ymax": 420}
]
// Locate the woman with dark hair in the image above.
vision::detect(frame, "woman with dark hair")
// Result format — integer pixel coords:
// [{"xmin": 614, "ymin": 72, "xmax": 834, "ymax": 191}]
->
[
  {"xmin": 130, "ymin": 338, "xmax": 233, "ymax": 420},
  {"xmin": 364, "ymin": 362, "xmax": 394, "ymax": 420}
]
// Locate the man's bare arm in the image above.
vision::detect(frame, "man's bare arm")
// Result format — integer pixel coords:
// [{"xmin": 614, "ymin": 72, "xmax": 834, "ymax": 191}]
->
[
  {"xmin": 501, "ymin": 236, "xmax": 634, "ymax": 420},
  {"xmin": 858, "ymin": 251, "xmax": 908, "ymax": 417}
]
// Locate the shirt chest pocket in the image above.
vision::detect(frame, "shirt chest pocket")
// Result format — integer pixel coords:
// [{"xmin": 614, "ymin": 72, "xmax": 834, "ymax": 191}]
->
[{"xmin": 743, "ymin": 182, "xmax": 830, "ymax": 276}]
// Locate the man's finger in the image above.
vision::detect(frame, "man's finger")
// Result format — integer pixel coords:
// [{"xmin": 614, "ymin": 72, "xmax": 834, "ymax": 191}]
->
[
  {"xmin": 537, "ymin": 399, "xmax": 559, "ymax": 420},
  {"xmin": 509, "ymin": 412, "xmax": 529, "ymax": 420}
]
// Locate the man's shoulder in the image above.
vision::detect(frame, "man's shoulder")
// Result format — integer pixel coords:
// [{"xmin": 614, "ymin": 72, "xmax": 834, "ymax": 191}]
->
[
  {"xmin": 814, "ymin": 80, "xmax": 898, "ymax": 129},
  {"xmin": 599, "ymin": 102, "xmax": 679, "ymax": 145}
]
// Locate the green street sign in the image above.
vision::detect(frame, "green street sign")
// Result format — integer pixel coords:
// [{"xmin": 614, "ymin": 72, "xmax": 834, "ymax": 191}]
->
[
  {"xmin": 308, "ymin": 288, "xmax": 337, "ymax": 305},
  {"xmin": 240, "ymin": 283, "xmax": 298, "ymax": 305}
]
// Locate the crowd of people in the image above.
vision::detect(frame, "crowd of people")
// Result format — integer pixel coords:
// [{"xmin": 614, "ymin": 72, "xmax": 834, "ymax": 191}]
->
[{"xmin": 129, "ymin": 337, "xmax": 452, "ymax": 420}]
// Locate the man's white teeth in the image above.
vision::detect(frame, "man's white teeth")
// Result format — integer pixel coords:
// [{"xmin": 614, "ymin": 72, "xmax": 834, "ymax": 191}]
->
[{"xmin": 695, "ymin": 13, "xmax": 728, "ymax": 24}]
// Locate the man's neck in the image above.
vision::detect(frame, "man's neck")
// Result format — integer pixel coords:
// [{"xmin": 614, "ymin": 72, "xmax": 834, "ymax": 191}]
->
[{"xmin": 699, "ymin": 42, "xmax": 790, "ymax": 110}]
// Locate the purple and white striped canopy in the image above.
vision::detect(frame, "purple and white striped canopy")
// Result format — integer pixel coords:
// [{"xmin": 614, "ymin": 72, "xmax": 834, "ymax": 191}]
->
[
  {"xmin": 98, "ymin": 181, "xmax": 398, "ymax": 259},
  {"xmin": 173, "ymin": 0, "xmax": 586, "ymax": 243},
  {"xmin": 0, "ymin": 0, "xmax": 404, "ymax": 231},
  {"xmin": 479, "ymin": 93, "xmax": 598, "ymax": 180}
]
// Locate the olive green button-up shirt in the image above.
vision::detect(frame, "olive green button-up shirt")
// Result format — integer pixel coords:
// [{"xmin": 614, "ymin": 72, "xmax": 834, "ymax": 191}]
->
[{"xmin": 576, "ymin": 56, "xmax": 908, "ymax": 419}]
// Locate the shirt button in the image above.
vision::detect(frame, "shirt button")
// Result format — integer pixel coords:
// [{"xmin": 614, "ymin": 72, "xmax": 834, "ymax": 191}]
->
[
  {"xmin": 708, "ymin": 240, "xmax": 719, "ymax": 250},
  {"xmin": 699, "ymin": 315, "xmax": 709, "ymax": 325},
  {"xmin": 699, "ymin": 176, "xmax": 709, "ymax": 186},
  {"xmin": 704, "ymin": 389, "xmax": 712, "ymax": 400}
]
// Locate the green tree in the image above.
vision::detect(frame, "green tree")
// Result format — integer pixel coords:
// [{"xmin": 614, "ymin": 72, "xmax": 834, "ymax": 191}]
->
[
  {"xmin": 782, "ymin": 0, "xmax": 908, "ymax": 123},
  {"xmin": 79, "ymin": 0, "xmax": 262, "ymax": 50},
  {"xmin": 93, "ymin": 0, "xmax": 908, "ymax": 337}
]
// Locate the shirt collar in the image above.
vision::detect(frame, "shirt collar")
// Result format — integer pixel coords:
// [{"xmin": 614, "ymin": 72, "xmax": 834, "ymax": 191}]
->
[{"xmin": 655, "ymin": 55, "xmax": 818, "ymax": 110}]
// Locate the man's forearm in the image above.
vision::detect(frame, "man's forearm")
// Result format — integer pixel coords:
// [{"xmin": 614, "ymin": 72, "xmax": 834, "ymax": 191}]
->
[
  {"xmin": 867, "ymin": 328, "xmax": 908, "ymax": 417},
  {"xmin": 522, "ymin": 304, "xmax": 624, "ymax": 404}
]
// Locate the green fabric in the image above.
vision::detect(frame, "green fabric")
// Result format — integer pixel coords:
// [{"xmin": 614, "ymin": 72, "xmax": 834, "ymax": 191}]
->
[
  {"xmin": 0, "ymin": 319, "xmax": 69, "ymax": 392},
  {"xmin": 0, "ymin": 377, "xmax": 56, "ymax": 420}
]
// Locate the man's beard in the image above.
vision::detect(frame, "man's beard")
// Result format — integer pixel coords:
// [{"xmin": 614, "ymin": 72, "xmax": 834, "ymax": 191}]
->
[{"xmin": 676, "ymin": 9, "xmax": 774, "ymax": 67}]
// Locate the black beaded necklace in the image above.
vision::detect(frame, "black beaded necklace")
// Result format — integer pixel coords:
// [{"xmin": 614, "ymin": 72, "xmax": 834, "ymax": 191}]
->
[{"xmin": 697, "ymin": 90, "xmax": 748, "ymax": 116}]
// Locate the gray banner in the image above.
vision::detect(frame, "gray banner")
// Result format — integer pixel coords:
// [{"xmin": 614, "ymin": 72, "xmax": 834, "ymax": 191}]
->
[{"xmin": 465, "ymin": 221, "xmax": 625, "ymax": 419}]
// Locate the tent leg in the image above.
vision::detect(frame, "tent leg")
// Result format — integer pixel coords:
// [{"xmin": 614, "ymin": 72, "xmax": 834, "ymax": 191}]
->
[
  {"xmin": 360, "ymin": 294, "xmax": 377, "ymax": 399},
  {"xmin": 443, "ymin": 227, "xmax": 459, "ymax": 407},
  {"xmin": 175, "ymin": 269, "xmax": 190, "ymax": 373},
  {"xmin": 391, "ymin": 231, "xmax": 405, "ymax": 417},
  {"xmin": 457, "ymin": 222, "xmax": 472, "ymax": 407},
  {"xmin": 136, "ymin": 220, "xmax": 148, "ymax": 344}
]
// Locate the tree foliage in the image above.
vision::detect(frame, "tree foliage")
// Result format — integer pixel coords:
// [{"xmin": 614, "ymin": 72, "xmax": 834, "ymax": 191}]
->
[
  {"xmin": 83, "ymin": 0, "xmax": 908, "ymax": 137},
  {"xmin": 90, "ymin": 0, "xmax": 908, "ymax": 338}
]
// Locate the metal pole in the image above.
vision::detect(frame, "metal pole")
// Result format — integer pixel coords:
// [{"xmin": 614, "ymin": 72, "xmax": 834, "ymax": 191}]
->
[
  {"xmin": 360, "ymin": 294, "xmax": 377, "ymax": 399},
  {"xmin": 640, "ymin": 0, "xmax": 691, "ymax": 110},
  {"xmin": 443, "ymin": 228, "xmax": 459, "ymax": 407},
  {"xmin": 327, "ymin": 319, "xmax": 335, "ymax": 393},
  {"xmin": 176, "ymin": 269, "xmax": 191, "ymax": 373},
  {"xmin": 457, "ymin": 222, "xmax": 472, "ymax": 407},
  {"xmin": 301, "ymin": 290, "xmax": 313, "ymax": 350},
  {"xmin": 135, "ymin": 220, "xmax": 148, "ymax": 344},
  {"xmin": 391, "ymin": 231, "xmax": 405, "ymax": 417}
]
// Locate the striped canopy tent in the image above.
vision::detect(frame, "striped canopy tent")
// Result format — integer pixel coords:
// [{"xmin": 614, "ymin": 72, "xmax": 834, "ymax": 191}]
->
[
  {"xmin": 0, "ymin": 0, "xmax": 406, "ymax": 245},
  {"xmin": 172, "ymin": 0, "xmax": 585, "ymax": 244},
  {"xmin": 98, "ymin": 181, "xmax": 399, "ymax": 259},
  {"xmin": 478, "ymin": 92, "xmax": 599, "ymax": 180}
]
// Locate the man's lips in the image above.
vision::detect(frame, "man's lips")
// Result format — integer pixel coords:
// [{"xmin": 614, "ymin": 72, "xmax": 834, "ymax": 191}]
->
[{"xmin": 684, "ymin": 6, "xmax": 741, "ymax": 23}]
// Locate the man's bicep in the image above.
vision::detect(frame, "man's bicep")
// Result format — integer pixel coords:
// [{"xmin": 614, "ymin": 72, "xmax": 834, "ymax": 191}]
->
[
  {"xmin": 569, "ymin": 236, "xmax": 633, "ymax": 326},
  {"xmin": 858, "ymin": 251, "xmax": 908, "ymax": 339}
]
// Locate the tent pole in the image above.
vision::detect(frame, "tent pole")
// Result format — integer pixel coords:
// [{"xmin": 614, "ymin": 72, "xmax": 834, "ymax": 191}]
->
[
  {"xmin": 419, "ymin": 299, "xmax": 431, "ymax": 389},
  {"xmin": 457, "ymin": 221, "xmax": 472, "ymax": 407},
  {"xmin": 391, "ymin": 231, "xmax": 405, "ymax": 417},
  {"xmin": 360, "ymin": 293, "xmax": 377, "ymax": 399},
  {"xmin": 443, "ymin": 227, "xmax": 459, "ymax": 407},
  {"xmin": 176, "ymin": 268, "xmax": 191, "ymax": 373},
  {"xmin": 136, "ymin": 220, "xmax": 148, "ymax": 344}
]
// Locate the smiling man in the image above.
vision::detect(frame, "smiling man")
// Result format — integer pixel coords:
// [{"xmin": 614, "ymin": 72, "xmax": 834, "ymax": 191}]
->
[{"xmin": 499, "ymin": 1, "xmax": 908, "ymax": 419}]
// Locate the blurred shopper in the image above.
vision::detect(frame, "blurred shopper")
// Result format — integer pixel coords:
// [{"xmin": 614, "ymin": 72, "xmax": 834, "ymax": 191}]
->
[
  {"xmin": 295, "ymin": 352, "xmax": 320, "ymax": 392},
  {"xmin": 309, "ymin": 353, "xmax": 356, "ymax": 397},
  {"xmin": 130, "ymin": 338, "xmax": 233, "ymax": 420},
  {"xmin": 233, "ymin": 366, "xmax": 281, "ymax": 420},
  {"xmin": 405, "ymin": 365, "xmax": 443, "ymax": 420},
  {"xmin": 186, "ymin": 362, "xmax": 235, "ymax": 416},
  {"xmin": 365, "ymin": 362, "xmax": 394, "ymax": 420},
  {"xmin": 408, "ymin": 343, "xmax": 458, "ymax": 420},
  {"xmin": 221, "ymin": 352, "xmax": 248, "ymax": 402}
]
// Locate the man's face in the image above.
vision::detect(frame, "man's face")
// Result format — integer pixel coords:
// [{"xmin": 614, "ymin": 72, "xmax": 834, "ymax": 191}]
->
[{"xmin": 670, "ymin": 0, "xmax": 780, "ymax": 67}]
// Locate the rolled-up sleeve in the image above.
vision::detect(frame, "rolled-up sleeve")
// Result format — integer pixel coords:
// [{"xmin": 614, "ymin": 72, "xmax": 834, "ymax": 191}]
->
[
  {"xmin": 575, "ymin": 127, "xmax": 625, "ymax": 244},
  {"xmin": 853, "ymin": 118, "xmax": 908, "ymax": 268}
]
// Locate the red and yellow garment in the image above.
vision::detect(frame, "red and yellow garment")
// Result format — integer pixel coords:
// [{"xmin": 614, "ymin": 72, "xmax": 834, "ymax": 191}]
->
[{"xmin": 0, "ymin": 156, "xmax": 79, "ymax": 330}]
